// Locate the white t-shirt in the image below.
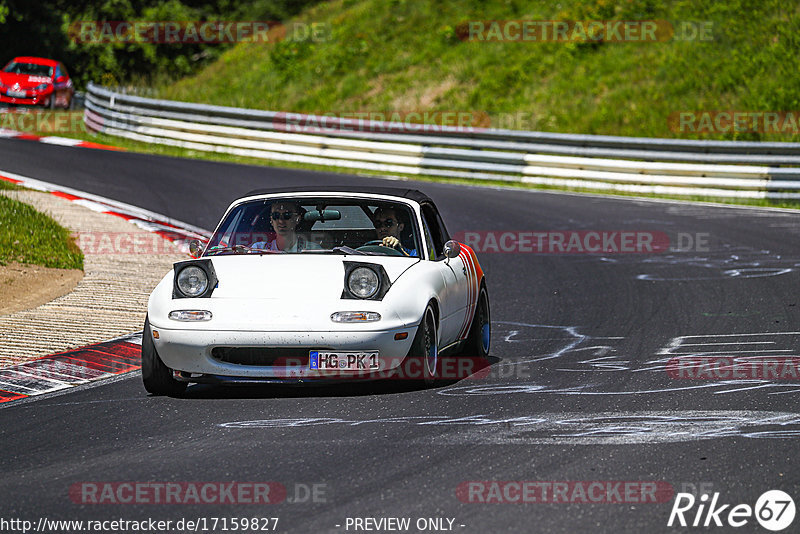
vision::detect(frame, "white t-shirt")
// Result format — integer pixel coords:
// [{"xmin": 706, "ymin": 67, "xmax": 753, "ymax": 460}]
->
[{"xmin": 251, "ymin": 235, "xmax": 321, "ymax": 252}]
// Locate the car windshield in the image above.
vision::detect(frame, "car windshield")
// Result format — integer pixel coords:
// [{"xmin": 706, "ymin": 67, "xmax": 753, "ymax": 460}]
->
[
  {"xmin": 3, "ymin": 62, "xmax": 53, "ymax": 77},
  {"xmin": 205, "ymin": 197, "xmax": 421, "ymax": 257}
]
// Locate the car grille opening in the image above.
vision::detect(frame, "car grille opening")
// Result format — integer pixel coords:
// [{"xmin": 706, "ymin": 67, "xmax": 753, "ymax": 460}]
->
[{"xmin": 211, "ymin": 347, "xmax": 321, "ymax": 366}]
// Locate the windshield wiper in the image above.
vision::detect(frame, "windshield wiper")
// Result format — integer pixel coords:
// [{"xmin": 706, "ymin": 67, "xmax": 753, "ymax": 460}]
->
[
  {"xmin": 330, "ymin": 246, "xmax": 368, "ymax": 255},
  {"xmin": 205, "ymin": 245, "xmax": 279, "ymax": 256}
]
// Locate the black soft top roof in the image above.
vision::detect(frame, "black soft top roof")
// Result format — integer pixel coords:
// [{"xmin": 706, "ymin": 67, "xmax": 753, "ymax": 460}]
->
[{"xmin": 240, "ymin": 185, "xmax": 434, "ymax": 205}]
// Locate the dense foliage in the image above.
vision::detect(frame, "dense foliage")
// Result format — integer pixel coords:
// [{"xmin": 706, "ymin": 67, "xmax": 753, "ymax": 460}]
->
[
  {"xmin": 3, "ymin": 0, "xmax": 799, "ymax": 140},
  {"xmin": 0, "ymin": 0, "xmax": 321, "ymax": 88},
  {"xmin": 160, "ymin": 0, "xmax": 800, "ymax": 141}
]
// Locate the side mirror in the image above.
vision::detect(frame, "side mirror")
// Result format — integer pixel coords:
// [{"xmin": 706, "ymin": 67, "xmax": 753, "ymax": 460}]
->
[
  {"xmin": 443, "ymin": 240, "xmax": 461, "ymax": 260},
  {"xmin": 189, "ymin": 240, "xmax": 202, "ymax": 258},
  {"xmin": 55, "ymin": 76, "xmax": 67, "ymax": 84}
]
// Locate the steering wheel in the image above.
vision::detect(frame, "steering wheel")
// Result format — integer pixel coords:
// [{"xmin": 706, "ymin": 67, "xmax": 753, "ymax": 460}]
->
[{"xmin": 356, "ymin": 240, "xmax": 405, "ymax": 256}]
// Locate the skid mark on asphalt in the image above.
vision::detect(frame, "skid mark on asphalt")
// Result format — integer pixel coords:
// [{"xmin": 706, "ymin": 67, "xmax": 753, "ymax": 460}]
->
[
  {"xmin": 497, "ymin": 322, "xmax": 586, "ymax": 364},
  {"xmin": 176, "ymin": 322, "xmax": 800, "ymax": 442},
  {"xmin": 638, "ymin": 332, "xmax": 800, "ymax": 386},
  {"xmin": 658, "ymin": 332, "xmax": 800, "ymax": 356},
  {"xmin": 0, "ymin": 334, "xmax": 141, "ymax": 404},
  {"xmin": 636, "ymin": 267, "xmax": 792, "ymax": 281},
  {"xmin": 593, "ymin": 243, "xmax": 800, "ymax": 280},
  {"xmin": 492, "ymin": 321, "xmax": 633, "ymax": 371},
  {"xmin": 439, "ymin": 381, "xmax": 762, "ymax": 397},
  {"xmin": 466, "ymin": 322, "xmax": 800, "ymax": 397},
  {"xmin": 217, "ymin": 411, "xmax": 800, "ymax": 444},
  {"xmin": 215, "ymin": 326, "xmax": 800, "ymax": 443}
]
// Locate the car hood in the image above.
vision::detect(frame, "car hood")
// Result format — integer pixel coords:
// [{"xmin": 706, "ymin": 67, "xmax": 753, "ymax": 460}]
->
[
  {"xmin": 0, "ymin": 72, "xmax": 51, "ymax": 88},
  {"xmin": 203, "ymin": 254, "xmax": 419, "ymax": 300}
]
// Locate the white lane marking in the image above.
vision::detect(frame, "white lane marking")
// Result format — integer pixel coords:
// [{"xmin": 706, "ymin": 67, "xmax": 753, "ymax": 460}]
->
[
  {"xmin": 439, "ymin": 382, "xmax": 729, "ymax": 396},
  {"xmin": 727, "ymin": 268, "xmax": 793, "ymax": 278},
  {"xmin": 671, "ymin": 331, "xmax": 800, "ymax": 338},
  {"xmin": 19, "ymin": 360, "xmax": 106, "ymax": 380},
  {"xmin": 767, "ymin": 387, "xmax": 800, "ymax": 395},
  {"xmin": 39, "ymin": 136, "xmax": 82, "ymax": 146},
  {"xmin": 217, "ymin": 411, "xmax": 800, "ymax": 444},
  {"xmin": 0, "ymin": 380, "xmax": 41, "ymax": 393},
  {"xmin": 73, "ymin": 198, "xmax": 114, "ymax": 213},
  {"xmin": 669, "ymin": 349, "xmax": 795, "ymax": 354},
  {"xmin": 712, "ymin": 382, "xmax": 793, "ymax": 394},
  {"xmin": 0, "ymin": 372, "xmax": 142, "ymax": 410},
  {"xmin": 658, "ymin": 332, "xmax": 800, "ymax": 356},
  {"xmin": 0, "ymin": 333, "xmax": 145, "ymax": 404},
  {"xmin": 637, "ymin": 267, "xmax": 793, "ymax": 281},
  {"xmin": 0, "ymin": 378, "xmax": 71, "ymax": 394},
  {"xmin": 556, "ymin": 355, "xmax": 631, "ymax": 372},
  {"xmin": 1, "ymin": 368, "xmax": 84, "ymax": 385},
  {"xmin": 679, "ymin": 341, "xmax": 777, "ymax": 346}
]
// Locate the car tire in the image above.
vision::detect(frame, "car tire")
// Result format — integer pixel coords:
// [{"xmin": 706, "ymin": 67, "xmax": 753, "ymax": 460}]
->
[
  {"xmin": 407, "ymin": 305, "xmax": 438, "ymax": 387},
  {"xmin": 460, "ymin": 284, "xmax": 491, "ymax": 359},
  {"xmin": 141, "ymin": 316, "xmax": 187, "ymax": 396},
  {"xmin": 47, "ymin": 95, "xmax": 55, "ymax": 109}
]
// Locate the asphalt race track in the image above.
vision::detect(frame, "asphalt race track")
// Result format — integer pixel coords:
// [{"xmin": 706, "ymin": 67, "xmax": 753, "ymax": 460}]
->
[{"xmin": 2, "ymin": 138, "xmax": 800, "ymax": 533}]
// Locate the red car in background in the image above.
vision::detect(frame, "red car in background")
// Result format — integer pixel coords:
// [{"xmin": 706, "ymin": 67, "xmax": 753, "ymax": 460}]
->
[{"xmin": 0, "ymin": 57, "xmax": 74, "ymax": 108}]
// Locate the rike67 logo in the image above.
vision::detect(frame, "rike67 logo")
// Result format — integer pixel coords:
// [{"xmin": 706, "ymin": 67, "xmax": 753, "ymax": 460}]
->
[{"xmin": 668, "ymin": 490, "xmax": 795, "ymax": 531}]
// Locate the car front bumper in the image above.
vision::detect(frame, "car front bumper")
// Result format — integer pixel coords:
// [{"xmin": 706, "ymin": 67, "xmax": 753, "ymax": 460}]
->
[
  {"xmin": 0, "ymin": 90, "xmax": 50, "ymax": 106},
  {"xmin": 151, "ymin": 325, "xmax": 419, "ymax": 381}
]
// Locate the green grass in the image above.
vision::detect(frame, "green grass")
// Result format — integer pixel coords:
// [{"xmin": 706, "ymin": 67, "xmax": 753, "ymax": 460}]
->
[
  {"xmin": 0, "ymin": 192, "xmax": 84, "ymax": 269},
  {"xmin": 0, "ymin": 180, "xmax": 20, "ymax": 191},
  {"xmin": 156, "ymin": 0, "xmax": 800, "ymax": 142}
]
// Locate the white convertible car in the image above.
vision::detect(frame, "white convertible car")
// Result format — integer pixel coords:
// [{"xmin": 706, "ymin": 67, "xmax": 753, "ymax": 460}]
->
[{"xmin": 142, "ymin": 187, "xmax": 490, "ymax": 395}]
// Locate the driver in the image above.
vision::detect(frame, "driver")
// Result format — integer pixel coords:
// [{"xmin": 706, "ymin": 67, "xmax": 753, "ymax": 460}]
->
[
  {"xmin": 372, "ymin": 207, "xmax": 417, "ymax": 257},
  {"xmin": 251, "ymin": 201, "xmax": 321, "ymax": 252}
]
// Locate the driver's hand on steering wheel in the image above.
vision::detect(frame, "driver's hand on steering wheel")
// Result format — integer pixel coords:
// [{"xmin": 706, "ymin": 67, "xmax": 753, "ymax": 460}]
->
[
  {"xmin": 381, "ymin": 236, "xmax": 401, "ymax": 249},
  {"xmin": 381, "ymin": 236, "xmax": 409, "ymax": 256}
]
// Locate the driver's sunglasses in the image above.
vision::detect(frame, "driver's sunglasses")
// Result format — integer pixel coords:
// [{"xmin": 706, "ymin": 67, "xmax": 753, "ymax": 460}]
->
[
  {"xmin": 270, "ymin": 211, "xmax": 296, "ymax": 220},
  {"xmin": 374, "ymin": 219, "xmax": 396, "ymax": 228}
]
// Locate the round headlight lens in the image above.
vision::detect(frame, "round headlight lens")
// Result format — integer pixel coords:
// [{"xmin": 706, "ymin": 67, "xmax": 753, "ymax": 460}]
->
[
  {"xmin": 177, "ymin": 266, "xmax": 208, "ymax": 297},
  {"xmin": 348, "ymin": 267, "xmax": 379, "ymax": 299}
]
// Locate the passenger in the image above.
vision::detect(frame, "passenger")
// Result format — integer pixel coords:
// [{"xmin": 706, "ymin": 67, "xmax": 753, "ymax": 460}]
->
[
  {"xmin": 372, "ymin": 207, "xmax": 417, "ymax": 257},
  {"xmin": 251, "ymin": 201, "xmax": 321, "ymax": 252}
]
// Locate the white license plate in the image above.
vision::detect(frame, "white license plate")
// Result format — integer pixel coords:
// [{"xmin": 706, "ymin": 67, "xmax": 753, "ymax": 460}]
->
[
  {"xmin": 309, "ymin": 351, "xmax": 379, "ymax": 371},
  {"xmin": 7, "ymin": 90, "xmax": 26, "ymax": 98}
]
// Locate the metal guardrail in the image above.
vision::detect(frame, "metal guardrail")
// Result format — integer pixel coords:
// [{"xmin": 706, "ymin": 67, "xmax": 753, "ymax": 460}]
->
[{"xmin": 84, "ymin": 82, "xmax": 800, "ymax": 199}]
